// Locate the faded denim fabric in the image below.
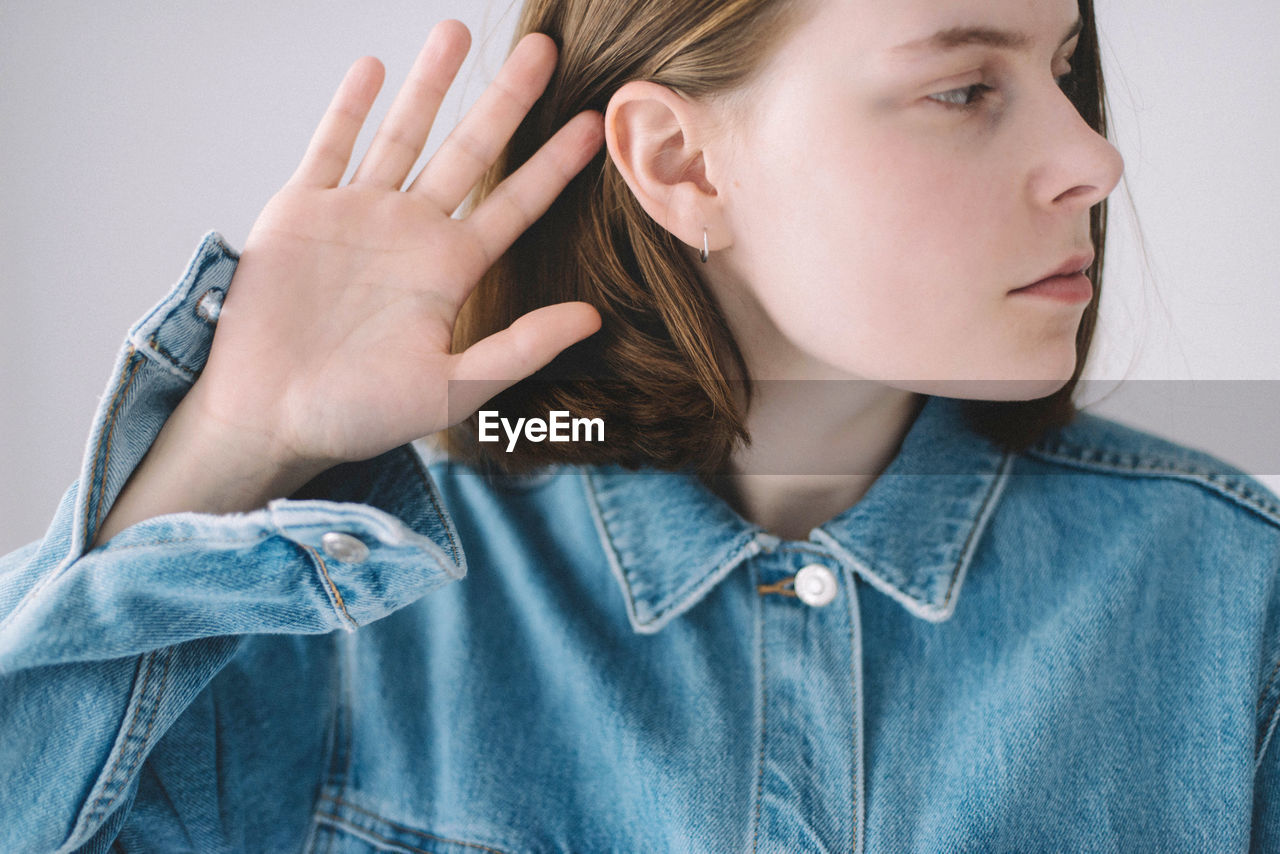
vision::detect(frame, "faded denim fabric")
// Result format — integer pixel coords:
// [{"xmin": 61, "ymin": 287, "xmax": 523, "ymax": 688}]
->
[{"xmin": 3, "ymin": 232, "xmax": 1280, "ymax": 853}]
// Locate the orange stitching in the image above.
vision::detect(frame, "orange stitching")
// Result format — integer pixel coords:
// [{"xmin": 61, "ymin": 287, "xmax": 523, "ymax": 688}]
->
[
  {"xmin": 318, "ymin": 797, "xmax": 512, "ymax": 853},
  {"xmin": 84, "ymin": 350, "xmax": 142, "ymax": 539},
  {"xmin": 146, "ymin": 332, "xmax": 187, "ymax": 374},
  {"xmin": 93, "ymin": 355, "xmax": 145, "ymax": 532},
  {"xmin": 302, "ymin": 545, "xmax": 355, "ymax": 627},
  {"xmin": 756, "ymin": 576, "xmax": 797, "ymax": 597}
]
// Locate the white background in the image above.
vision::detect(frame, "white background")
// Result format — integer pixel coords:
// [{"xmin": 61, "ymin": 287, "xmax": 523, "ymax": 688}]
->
[{"xmin": 2, "ymin": 0, "xmax": 1277, "ymax": 552}]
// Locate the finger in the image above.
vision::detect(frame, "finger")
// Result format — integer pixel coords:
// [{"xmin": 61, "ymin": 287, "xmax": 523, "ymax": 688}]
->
[
  {"xmin": 349, "ymin": 19, "xmax": 471, "ymax": 189},
  {"xmin": 464, "ymin": 110, "xmax": 604, "ymax": 263},
  {"xmin": 407, "ymin": 32, "xmax": 559, "ymax": 213},
  {"xmin": 288, "ymin": 56, "xmax": 386, "ymax": 188},
  {"xmin": 446, "ymin": 302, "xmax": 602, "ymax": 417}
]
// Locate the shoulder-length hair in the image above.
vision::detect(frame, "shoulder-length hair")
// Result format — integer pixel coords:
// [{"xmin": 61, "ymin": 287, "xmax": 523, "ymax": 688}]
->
[{"xmin": 442, "ymin": 0, "xmax": 1111, "ymax": 476}]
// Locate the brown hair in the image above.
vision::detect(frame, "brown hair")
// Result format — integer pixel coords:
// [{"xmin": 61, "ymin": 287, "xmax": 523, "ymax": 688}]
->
[{"xmin": 443, "ymin": 0, "xmax": 1112, "ymax": 475}]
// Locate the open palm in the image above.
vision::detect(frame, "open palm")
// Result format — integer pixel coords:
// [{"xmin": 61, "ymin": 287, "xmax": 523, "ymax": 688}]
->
[{"xmin": 191, "ymin": 19, "xmax": 604, "ymax": 470}]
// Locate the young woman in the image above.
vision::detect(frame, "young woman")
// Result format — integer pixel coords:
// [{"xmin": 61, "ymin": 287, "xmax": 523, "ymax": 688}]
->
[{"xmin": 3, "ymin": 0, "xmax": 1278, "ymax": 851}]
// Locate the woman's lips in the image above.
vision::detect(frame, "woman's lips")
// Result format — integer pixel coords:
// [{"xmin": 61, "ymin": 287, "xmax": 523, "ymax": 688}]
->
[{"xmin": 1009, "ymin": 271, "xmax": 1093, "ymax": 302}]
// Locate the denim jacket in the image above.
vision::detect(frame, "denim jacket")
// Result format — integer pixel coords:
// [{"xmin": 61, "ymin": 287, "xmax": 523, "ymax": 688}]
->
[{"xmin": 3, "ymin": 232, "xmax": 1280, "ymax": 854}]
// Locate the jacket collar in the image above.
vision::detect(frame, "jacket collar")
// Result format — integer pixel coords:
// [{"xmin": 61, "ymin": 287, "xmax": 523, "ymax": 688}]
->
[{"xmin": 583, "ymin": 394, "xmax": 1015, "ymax": 634}]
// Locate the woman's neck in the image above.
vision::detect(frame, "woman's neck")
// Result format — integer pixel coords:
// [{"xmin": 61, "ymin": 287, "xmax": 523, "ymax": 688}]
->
[{"xmin": 704, "ymin": 384, "xmax": 925, "ymax": 541}]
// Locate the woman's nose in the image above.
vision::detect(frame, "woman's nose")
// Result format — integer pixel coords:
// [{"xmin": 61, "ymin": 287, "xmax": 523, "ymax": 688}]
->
[{"xmin": 1032, "ymin": 87, "xmax": 1126, "ymax": 212}]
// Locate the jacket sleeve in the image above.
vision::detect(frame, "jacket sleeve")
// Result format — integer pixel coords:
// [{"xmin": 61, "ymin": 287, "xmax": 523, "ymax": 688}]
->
[{"xmin": 0, "ymin": 232, "xmax": 467, "ymax": 854}]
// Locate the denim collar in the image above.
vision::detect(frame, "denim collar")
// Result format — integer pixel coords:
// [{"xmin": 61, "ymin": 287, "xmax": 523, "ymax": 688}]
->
[{"xmin": 584, "ymin": 394, "xmax": 1016, "ymax": 634}]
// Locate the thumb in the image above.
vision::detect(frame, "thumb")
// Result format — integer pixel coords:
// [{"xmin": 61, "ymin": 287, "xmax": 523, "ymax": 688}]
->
[{"xmin": 445, "ymin": 301, "xmax": 602, "ymax": 420}]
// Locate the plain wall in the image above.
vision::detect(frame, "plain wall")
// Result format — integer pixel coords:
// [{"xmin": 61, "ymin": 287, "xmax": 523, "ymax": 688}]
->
[{"xmin": 2, "ymin": 0, "xmax": 1277, "ymax": 552}]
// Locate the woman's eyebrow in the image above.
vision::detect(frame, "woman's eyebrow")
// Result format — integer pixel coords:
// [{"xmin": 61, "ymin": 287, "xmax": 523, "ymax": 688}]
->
[{"xmin": 890, "ymin": 15, "xmax": 1083, "ymax": 56}]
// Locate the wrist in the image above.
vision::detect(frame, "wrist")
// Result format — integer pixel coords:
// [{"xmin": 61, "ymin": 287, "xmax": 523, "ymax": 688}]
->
[
  {"xmin": 178, "ymin": 379, "xmax": 333, "ymax": 493},
  {"xmin": 90, "ymin": 384, "xmax": 336, "ymax": 550}
]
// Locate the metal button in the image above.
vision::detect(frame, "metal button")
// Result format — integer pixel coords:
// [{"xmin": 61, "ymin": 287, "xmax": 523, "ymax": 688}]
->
[
  {"xmin": 194, "ymin": 288, "xmax": 223, "ymax": 323},
  {"xmin": 795, "ymin": 564, "xmax": 838, "ymax": 607},
  {"xmin": 320, "ymin": 532, "xmax": 369, "ymax": 564}
]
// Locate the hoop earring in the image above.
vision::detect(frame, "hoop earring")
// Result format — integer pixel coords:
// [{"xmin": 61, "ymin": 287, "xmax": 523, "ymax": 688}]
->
[{"xmin": 700, "ymin": 226, "xmax": 709, "ymax": 264}]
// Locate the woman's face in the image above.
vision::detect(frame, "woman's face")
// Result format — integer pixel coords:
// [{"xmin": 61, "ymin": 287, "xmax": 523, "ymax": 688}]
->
[{"xmin": 703, "ymin": 0, "xmax": 1124, "ymax": 400}]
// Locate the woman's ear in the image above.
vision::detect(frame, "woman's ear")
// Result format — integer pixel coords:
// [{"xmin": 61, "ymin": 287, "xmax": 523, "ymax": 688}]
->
[{"xmin": 604, "ymin": 80, "xmax": 729, "ymax": 255}]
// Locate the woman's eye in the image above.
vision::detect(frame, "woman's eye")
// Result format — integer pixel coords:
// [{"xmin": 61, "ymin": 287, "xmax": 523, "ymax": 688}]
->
[
  {"xmin": 927, "ymin": 83, "xmax": 994, "ymax": 110},
  {"xmin": 927, "ymin": 69, "xmax": 1076, "ymax": 113}
]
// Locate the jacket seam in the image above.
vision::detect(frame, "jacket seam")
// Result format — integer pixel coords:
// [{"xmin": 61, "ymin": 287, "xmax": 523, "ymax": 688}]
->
[
  {"xmin": 84, "ymin": 651, "xmax": 154, "ymax": 825},
  {"xmin": 842, "ymin": 563, "xmax": 859, "ymax": 851},
  {"xmin": 1259, "ymin": 654, "xmax": 1280, "ymax": 762},
  {"xmin": 94, "ymin": 534, "xmax": 268, "ymax": 553},
  {"xmin": 86, "ymin": 350, "xmax": 145, "ymax": 538},
  {"xmin": 586, "ymin": 471, "xmax": 763, "ymax": 628},
  {"xmin": 1258, "ymin": 687, "xmax": 1280, "ymax": 774},
  {"xmin": 400, "ymin": 446, "xmax": 462, "ymax": 568},
  {"xmin": 941, "ymin": 454, "xmax": 1011, "ymax": 609},
  {"xmin": 579, "ymin": 472, "xmax": 643, "ymax": 624},
  {"xmin": 649, "ymin": 532, "xmax": 760, "ymax": 624},
  {"xmin": 1, "ymin": 342, "xmax": 154, "ymax": 672},
  {"xmin": 84, "ymin": 647, "xmax": 173, "ymax": 827},
  {"xmin": 1259, "ymin": 658, "xmax": 1280, "ymax": 715},
  {"xmin": 1023, "ymin": 444, "xmax": 1280, "ymax": 528},
  {"xmin": 117, "ymin": 234, "xmax": 232, "ymax": 382},
  {"xmin": 301, "ymin": 545, "xmax": 357, "ymax": 629},
  {"xmin": 146, "ymin": 331, "xmax": 197, "ymax": 379}
]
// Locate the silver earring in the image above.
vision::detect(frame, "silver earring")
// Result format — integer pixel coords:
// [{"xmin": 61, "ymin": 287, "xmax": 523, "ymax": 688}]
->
[{"xmin": 700, "ymin": 226, "xmax": 709, "ymax": 263}]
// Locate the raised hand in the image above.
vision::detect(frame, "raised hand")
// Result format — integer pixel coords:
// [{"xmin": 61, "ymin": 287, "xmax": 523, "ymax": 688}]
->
[{"xmin": 191, "ymin": 19, "xmax": 604, "ymax": 473}]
